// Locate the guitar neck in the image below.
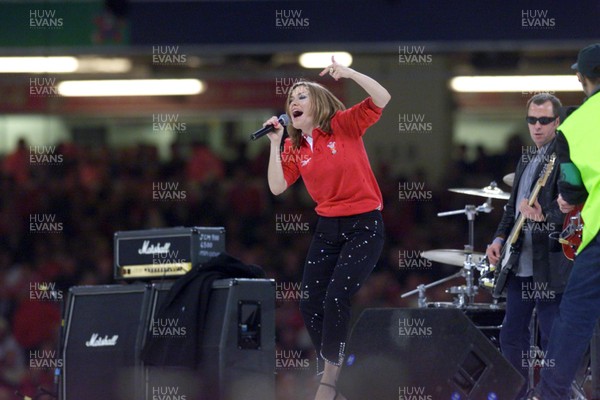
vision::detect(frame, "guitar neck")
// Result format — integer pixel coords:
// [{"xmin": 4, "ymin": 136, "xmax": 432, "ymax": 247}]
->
[
  {"xmin": 507, "ymin": 213, "xmax": 526, "ymax": 245},
  {"xmin": 528, "ymin": 182, "xmax": 543, "ymax": 207},
  {"xmin": 506, "ymin": 172, "xmax": 548, "ymax": 245},
  {"xmin": 505, "ymin": 153, "xmax": 556, "ymax": 246}
]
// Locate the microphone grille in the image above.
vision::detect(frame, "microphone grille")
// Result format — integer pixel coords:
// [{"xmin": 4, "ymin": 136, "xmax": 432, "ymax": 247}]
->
[{"xmin": 279, "ymin": 114, "xmax": 290, "ymax": 127}]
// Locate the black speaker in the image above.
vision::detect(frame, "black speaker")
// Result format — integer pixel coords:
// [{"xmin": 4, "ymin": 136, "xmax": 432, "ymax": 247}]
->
[
  {"xmin": 143, "ymin": 278, "xmax": 275, "ymax": 400},
  {"xmin": 338, "ymin": 308, "xmax": 525, "ymax": 400},
  {"xmin": 61, "ymin": 279, "xmax": 275, "ymax": 400},
  {"xmin": 143, "ymin": 281, "xmax": 203, "ymax": 400},
  {"xmin": 201, "ymin": 278, "xmax": 276, "ymax": 400},
  {"xmin": 60, "ymin": 284, "xmax": 151, "ymax": 400}
]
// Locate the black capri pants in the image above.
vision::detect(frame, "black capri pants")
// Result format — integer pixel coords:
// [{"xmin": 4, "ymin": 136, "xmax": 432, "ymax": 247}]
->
[{"xmin": 299, "ymin": 209, "xmax": 384, "ymax": 372}]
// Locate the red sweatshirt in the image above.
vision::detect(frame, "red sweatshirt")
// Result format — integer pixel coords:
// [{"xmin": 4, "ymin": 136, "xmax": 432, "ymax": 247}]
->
[{"xmin": 281, "ymin": 97, "xmax": 383, "ymax": 217}]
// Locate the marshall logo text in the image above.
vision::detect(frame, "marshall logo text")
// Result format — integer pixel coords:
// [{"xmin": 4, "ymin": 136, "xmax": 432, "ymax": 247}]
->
[
  {"xmin": 138, "ymin": 241, "xmax": 171, "ymax": 255},
  {"xmin": 85, "ymin": 334, "xmax": 119, "ymax": 347}
]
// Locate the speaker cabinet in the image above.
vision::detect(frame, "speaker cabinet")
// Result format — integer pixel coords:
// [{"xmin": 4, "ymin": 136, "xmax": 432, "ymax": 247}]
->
[
  {"xmin": 61, "ymin": 279, "xmax": 275, "ymax": 400},
  {"xmin": 201, "ymin": 278, "xmax": 275, "ymax": 400},
  {"xmin": 338, "ymin": 308, "xmax": 525, "ymax": 400},
  {"xmin": 143, "ymin": 278, "xmax": 276, "ymax": 400},
  {"xmin": 143, "ymin": 281, "xmax": 202, "ymax": 400},
  {"xmin": 60, "ymin": 284, "xmax": 150, "ymax": 400}
]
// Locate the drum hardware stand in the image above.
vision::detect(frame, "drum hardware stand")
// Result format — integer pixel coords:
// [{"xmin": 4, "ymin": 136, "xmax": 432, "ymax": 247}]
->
[
  {"xmin": 402, "ymin": 197, "xmax": 496, "ymax": 306},
  {"xmin": 401, "ymin": 272, "xmax": 463, "ymax": 308},
  {"xmin": 403, "ymin": 182, "xmax": 508, "ymax": 308},
  {"xmin": 435, "ymin": 197, "xmax": 494, "ymax": 305},
  {"xmin": 528, "ymin": 308, "xmax": 538, "ymax": 393}
]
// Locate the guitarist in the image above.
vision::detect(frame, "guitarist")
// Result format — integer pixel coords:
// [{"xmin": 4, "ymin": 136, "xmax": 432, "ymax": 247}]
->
[
  {"xmin": 531, "ymin": 43, "xmax": 600, "ymax": 400},
  {"xmin": 485, "ymin": 93, "xmax": 572, "ymax": 398}
]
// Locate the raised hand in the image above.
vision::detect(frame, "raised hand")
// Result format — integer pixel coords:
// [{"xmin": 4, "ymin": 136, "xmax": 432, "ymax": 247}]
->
[{"xmin": 319, "ymin": 55, "xmax": 354, "ymax": 81}]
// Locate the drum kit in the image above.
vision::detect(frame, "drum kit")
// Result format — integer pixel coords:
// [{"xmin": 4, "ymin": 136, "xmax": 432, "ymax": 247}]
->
[
  {"xmin": 400, "ymin": 175, "xmax": 591, "ymax": 399},
  {"xmin": 401, "ymin": 178, "xmax": 515, "ymax": 343}
]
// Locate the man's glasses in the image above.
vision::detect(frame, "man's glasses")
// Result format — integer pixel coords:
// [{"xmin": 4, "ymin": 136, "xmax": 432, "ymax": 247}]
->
[{"xmin": 526, "ymin": 116, "xmax": 558, "ymax": 125}]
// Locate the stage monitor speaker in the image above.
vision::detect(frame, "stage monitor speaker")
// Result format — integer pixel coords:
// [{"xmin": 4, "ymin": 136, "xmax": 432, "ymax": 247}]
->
[
  {"xmin": 338, "ymin": 308, "xmax": 525, "ymax": 400},
  {"xmin": 60, "ymin": 284, "xmax": 150, "ymax": 400},
  {"xmin": 143, "ymin": 278, "xmax": 276, "ymax": 400}
]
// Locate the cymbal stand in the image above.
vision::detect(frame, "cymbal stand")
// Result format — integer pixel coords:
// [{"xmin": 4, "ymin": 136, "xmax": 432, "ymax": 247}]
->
[{"xmin": 436, "ymin": 198, "xmax": 494, "ymax": 304}]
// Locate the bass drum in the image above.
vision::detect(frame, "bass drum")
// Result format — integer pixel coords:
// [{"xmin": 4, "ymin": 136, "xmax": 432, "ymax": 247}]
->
[{"xmin": 427, "ymin": 302, "xmax": 505, "ymax": 348}]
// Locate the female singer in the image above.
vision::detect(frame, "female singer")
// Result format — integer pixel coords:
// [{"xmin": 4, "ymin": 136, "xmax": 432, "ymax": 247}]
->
[{"xmin": 264, "ymin": 56, "xmax": 390, "ymax": 400}]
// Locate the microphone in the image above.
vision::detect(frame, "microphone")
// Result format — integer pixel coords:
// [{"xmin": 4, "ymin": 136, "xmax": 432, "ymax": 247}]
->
[{"xmin": 249, "ymin": 114, "xmax": 289, "ymax": 141}]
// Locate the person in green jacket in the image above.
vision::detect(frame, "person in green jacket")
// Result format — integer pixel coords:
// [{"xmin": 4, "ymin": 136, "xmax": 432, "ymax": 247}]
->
[{"xmin": 530, "ymin": 43, "xmax": 600, "ymax": 400}]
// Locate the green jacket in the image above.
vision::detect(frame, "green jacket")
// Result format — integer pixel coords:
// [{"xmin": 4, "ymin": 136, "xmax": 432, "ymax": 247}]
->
[{"xmin": 557, "ymin": 90, "xmax": 600, "ymax": 253}]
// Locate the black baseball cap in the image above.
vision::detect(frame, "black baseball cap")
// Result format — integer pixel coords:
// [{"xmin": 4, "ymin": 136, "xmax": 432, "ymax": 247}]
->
[{"xmin": 571, "ymin": 43, "xmax": 600, "ymax": 78}]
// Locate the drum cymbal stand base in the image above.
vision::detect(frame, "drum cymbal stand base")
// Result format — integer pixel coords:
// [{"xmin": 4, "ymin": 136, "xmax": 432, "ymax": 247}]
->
[{"xmin": 401, "ymin": 271, "xmax": 462, "ymax": 307}]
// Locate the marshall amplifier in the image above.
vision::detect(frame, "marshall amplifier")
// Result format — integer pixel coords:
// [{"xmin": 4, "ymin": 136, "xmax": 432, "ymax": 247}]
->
[{"xmin": 114, "ymin": 226, "xmax": 225, "ymax": 280}]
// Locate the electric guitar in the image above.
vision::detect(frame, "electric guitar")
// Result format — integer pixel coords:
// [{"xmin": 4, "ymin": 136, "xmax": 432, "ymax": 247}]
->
[
  {"xmin": 492, "ymin": 153, "xmax": 557, "ymax": 298},
  {"xmin": 559, "ymin": 204, "xmax": 584, "ymax": 261}
]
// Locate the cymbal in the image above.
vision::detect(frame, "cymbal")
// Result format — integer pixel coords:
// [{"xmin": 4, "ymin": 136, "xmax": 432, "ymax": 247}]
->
[
  {"xmin": 503, "ymin": 173, "xmax": 515, "ymax": 187},
  {"xmin": 449, "ymin": 183, "xmax": 510, "ymax": 200},
  {"xmin": 420, "ymin": 249, "xmax": 485, "ymax": 267}
]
